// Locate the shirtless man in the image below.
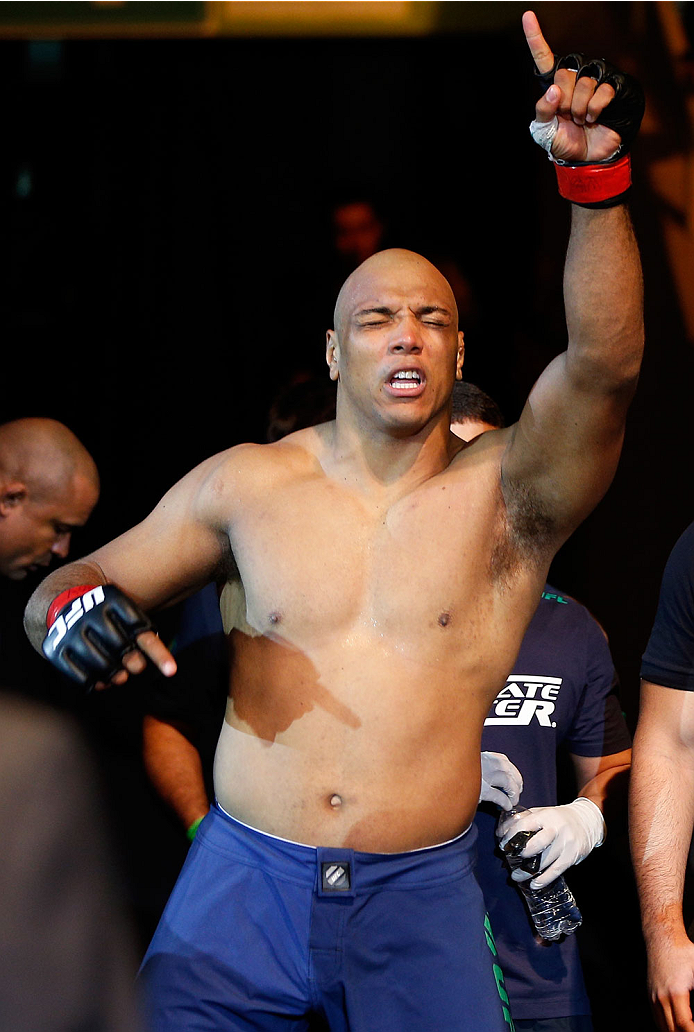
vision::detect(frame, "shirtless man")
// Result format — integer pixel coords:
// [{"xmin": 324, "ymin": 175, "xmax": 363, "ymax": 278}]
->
[{"xmin": 25, "ymin": 13, "xmax": 644, "ymax": 1032}]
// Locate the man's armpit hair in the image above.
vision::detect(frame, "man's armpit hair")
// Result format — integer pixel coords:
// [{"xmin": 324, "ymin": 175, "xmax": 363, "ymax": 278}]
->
[{"xmin": 492, "ymin": 480, "xmax": 558, "ymax": 582}]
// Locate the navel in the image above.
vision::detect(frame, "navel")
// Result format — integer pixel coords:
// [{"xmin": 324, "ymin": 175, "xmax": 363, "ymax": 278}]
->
[
  {"xmin": 329, "ymin": 793, "xmax": 343, "ymax": 809},
  {"xmin": 268, "ymin": 610, "xmax": 282, "ymax": 626},
  {"xmin": 438, "ymin": 611, "xmax": 452, "ymax": 627}
]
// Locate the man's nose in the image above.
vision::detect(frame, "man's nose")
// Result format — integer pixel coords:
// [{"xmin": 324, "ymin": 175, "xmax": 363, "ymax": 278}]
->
[
  {"xmin": 51, "ymin": 533, "xmax": 71, "ymax": 559},
  {"xmin": 388, "ymin": 316, "xmax": 422, "ymax": 354}
]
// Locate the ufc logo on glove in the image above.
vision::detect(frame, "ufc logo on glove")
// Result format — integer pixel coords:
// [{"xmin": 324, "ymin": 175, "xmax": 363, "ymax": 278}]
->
[{"xmin": 46, "ymin": 585, "xmax": 106, "ymax": 647}]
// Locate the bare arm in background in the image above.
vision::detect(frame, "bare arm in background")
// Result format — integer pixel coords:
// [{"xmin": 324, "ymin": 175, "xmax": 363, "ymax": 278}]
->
[
  {"xmin": 572, "ymin": 748, "xmax": 631, "ymax": 817},
  {"xmin": 630, "ymin": 682, "xmax": 694, "ymax": 1032},
  {"xmin": 143, "ymin": 716, "xmax": 210, "ymax": 834}
]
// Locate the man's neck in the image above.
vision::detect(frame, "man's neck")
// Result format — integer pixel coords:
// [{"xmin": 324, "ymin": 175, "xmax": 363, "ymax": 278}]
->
[{"xmin": 323, "ymin": 410, "xmax": 454, "ymax": 498}]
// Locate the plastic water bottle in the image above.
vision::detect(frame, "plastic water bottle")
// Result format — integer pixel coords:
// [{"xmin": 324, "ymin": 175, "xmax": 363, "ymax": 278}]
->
[{"xmin": 498, "ymin": 805, "xmax": 582, "ymax": 942}]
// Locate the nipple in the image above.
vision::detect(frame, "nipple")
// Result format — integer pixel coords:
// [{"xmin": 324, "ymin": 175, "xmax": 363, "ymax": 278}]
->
[{"xmin": 330, "ymin": 794, "xmax": 343, "ymax": 809}]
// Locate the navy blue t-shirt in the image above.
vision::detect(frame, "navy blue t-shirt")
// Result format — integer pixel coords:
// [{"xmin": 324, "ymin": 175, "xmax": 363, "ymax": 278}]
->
[
  {"xmin": 475, "ymin": 587, "xmax": 631, "ymax": 1021},
  {"xmin": 641, "ymin": 522, "xmax": 694, "ymax": 690}
]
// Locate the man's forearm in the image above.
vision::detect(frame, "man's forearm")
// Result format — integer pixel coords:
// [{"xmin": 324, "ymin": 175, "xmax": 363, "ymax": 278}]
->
[
  {"xmin": 576, "ymin": 756, "xmax": 631, "ymax": 829},
  {"xmin": 630, "ymin": 739, "xmax": 694, "ymax": 945},
  {"xmin": 23, "ymin": 559, "xmax": 108, "ymax": 654},
  {"xmin": 564, "ymin": 204, "xmax": 644, "ymax": 393},
  {"xmin": 143, "ymin": 716, "xmax": 210, "ymax": 831},
  {"xmin": 631, "ymin": 682, "xmax": 694, "ymax": 1032}
]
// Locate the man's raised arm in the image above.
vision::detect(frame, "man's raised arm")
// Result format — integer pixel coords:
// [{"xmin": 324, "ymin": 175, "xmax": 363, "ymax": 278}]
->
[
  {"xmin": 24, "ymin": 450, "xmax": 236, "ymax": 691},
  {"xmin": 502, "ymin": 12, "xmax": 645, "ymax": 546}
]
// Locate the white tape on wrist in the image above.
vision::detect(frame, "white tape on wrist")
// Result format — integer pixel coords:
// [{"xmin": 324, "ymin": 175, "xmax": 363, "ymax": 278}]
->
[
  {"xmin": 530, "ymin": 115, "xmax": 623, "ymax": 169},
  {"xmin": 529, "ymin": 116, "xmax": 559, "ymax": 157}
]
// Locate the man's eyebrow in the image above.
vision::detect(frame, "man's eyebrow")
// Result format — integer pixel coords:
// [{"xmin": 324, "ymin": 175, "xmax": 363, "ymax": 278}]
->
[
  {"xmin": 354, "ymin": 306, "xmax": 396, "ymax": 319},
  {"xmin": 55, "ymin": 518, "xmax": 85, "ymax": 530},
  {"xmin": 415, "ymin": 304, "xmax": 452, "ymax": 316},
  {"xmin": 352, "ymin": 303, "xmax": 452, "ymax": 320}
]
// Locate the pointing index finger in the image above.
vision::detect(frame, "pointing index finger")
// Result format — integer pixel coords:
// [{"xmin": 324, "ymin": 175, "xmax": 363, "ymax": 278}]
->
[
  {"xmin": 522, "ymin": 10, "xmax": 555, "ymax": 76},
  {"xmin": 136, "ymin": 629, "xmax": 177, "ymax": 677}
]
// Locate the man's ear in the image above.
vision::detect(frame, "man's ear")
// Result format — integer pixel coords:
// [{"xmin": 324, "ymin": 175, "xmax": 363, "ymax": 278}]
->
[
  {"xmin": 0, "ymin": 482, "xmax": 27, "ymax": 517},
  {"xmin": 455, "ymin": 331, "xmax": 465, "ymax": 381},
  {"xmin": 326, "ymin": 330, "xmax": 340, "ymax": 383}
]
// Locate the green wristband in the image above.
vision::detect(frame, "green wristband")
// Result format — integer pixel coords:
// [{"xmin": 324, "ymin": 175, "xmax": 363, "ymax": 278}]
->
[{"xmin": 186, "ymin": 816, "xmax": 204, "ymax": 842}]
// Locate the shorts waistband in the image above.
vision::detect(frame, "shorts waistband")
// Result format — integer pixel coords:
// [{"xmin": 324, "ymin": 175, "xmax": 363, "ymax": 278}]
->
[{"xmin": 196, "ymin": 802, "xmax": 477, "ymax": 892}]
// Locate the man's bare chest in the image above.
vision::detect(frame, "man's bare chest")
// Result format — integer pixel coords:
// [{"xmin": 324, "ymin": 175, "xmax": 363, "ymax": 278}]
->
[{"xmin": 226, "ymin": 471, "xmax": 508, "ymax": 642}]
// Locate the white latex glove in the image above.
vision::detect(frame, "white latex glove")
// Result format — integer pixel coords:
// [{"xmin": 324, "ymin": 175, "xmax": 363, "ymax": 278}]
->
[
  {"xmin": 479, "ymin": 752, "xmax": 523, "ymax": 811},
  {"xmin": 497, "ymin": 797, "xmax": 605, "ymax": 890}
]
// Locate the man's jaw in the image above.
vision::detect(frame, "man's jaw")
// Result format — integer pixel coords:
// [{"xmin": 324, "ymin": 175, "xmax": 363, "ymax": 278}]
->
[{"xmin": 6, "ymin": 566, "xmax": 28, "ymax": 581}]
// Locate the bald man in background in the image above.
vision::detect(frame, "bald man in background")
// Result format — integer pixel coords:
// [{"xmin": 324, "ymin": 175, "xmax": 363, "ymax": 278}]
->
[
  {"xmin": 0, "ymin": 417, "xmax": 100, "ymax": 703},
  {"xmin": 0, "ymin": 417, "xmax": 99, "ymax": 582}
]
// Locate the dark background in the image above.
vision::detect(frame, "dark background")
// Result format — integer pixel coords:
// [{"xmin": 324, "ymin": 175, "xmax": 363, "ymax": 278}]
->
[
  {"xmin": 3, "ymin": 2, "xmax": 691, "ymax": 717},
  {"xmin": 1, "ymin": 2, "xmax": 693, "ymax": 1027}
]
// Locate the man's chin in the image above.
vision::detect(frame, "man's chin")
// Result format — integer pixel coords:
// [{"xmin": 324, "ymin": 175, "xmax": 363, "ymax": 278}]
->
[
  {"xmin": 6, "ymin": 567, "xmax": 29, "ymax": 581},
  {"xmin": 8, "ymin": 560, "xmax": 52, "ymax": 581}
]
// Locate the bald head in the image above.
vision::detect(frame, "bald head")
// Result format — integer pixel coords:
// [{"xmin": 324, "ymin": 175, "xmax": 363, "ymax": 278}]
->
[
  {"xmin": 333, "ymin": 249, "xmax": 459, "ymax": 340},
  {"xmin": 0, "ymin": 418, "xmax": 99, "ymax": 580},
  {"xmin": 0, "ymin": 418, "xmax": 99, "ymax": 501}
]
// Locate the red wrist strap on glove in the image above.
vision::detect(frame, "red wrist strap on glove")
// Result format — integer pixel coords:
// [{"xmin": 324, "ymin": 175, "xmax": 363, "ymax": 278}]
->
[
  {"xmin": 47, "ymin": 585, "xmax": 99, "ymax": 629},
  {"xmin": 554, "ymin": 154, "xmax": 631, "ymax": 208}
]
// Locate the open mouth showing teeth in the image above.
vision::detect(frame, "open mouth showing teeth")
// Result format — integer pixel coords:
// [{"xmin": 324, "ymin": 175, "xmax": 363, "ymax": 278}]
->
[{"xmin": 389, "ymin": 370, "xmax": 423, "ymax": 390}]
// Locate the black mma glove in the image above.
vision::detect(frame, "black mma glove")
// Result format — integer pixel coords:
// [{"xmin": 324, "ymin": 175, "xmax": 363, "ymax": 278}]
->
[
  {"xmin": 43, "ymin": 583, "xmax": 153, "ymax": 691},
  {"xmin": 535, "ymin": 52, "xmax": 645, "ymax": 154},
  {"xmin": 532, "ymin": 50, "xmax": 645, "ymax": 207}
]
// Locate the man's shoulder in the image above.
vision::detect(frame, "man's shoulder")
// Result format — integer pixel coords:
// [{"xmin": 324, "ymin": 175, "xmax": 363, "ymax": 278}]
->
[
  {"xmin": 266, "ymin": 422, "xmax": 332, "ymax": 462},
  {"xmin": 664, "ymin": 520, "xmax": 694, "ymax": 577},
  {"xmin": 200, "ymin": 428, "xmax": 329, "ymax": 495},
  {"xmin": 446, "ymin": 426, "xmax": 508, "ymax": 476}
]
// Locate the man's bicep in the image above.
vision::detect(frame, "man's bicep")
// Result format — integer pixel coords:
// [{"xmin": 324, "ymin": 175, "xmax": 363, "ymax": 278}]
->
[
  {"xmin": 90, "ymin": 517, "xmax": 225, "ymax": 612},
  {"xmin": 88, "ymin": 458, "xmax": 234, "ymax": 611},
  {"xmin": 502, "ymin": 351, "xmax": 629, "ymax": 541},
  {"xmin": 637, "ymin": 682, "xmax": 694, "ymax": 755}
]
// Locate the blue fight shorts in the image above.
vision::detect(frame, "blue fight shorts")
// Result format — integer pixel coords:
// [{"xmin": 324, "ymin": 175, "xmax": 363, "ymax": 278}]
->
[{"xmin": 139, "ymin": 803, "xmax": 514, "ymax": 1032}]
